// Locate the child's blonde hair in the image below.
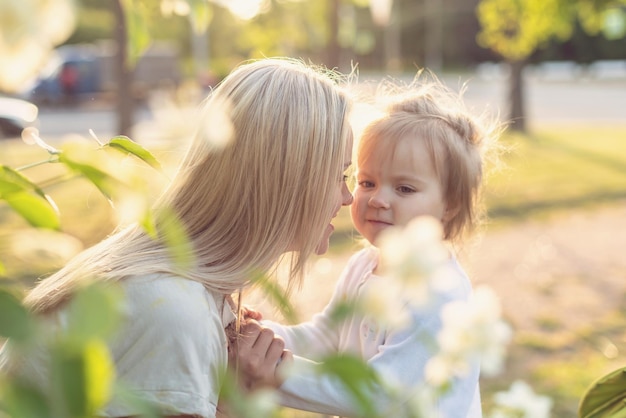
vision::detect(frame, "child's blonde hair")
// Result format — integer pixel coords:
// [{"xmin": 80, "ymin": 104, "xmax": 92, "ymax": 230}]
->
[
  {"xmin": 358, "ymin": 74, "xmax": 503, "ymax": 245},
  {"xmin": 26, "ymin": 58, "xmax": 352, "ymax": 313}
]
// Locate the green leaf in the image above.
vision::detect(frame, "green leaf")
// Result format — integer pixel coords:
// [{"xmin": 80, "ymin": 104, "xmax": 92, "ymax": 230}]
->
[
  {"xmin": 318, "ymin": 354, "xmax": 380, "ymax": 417},
  {"xmin": 3, "ymin": 191, "xmax": 60, "ymax": 230},
  {"xmin": 59, "ymin": 154, "xmax": 122, "ymax": 201},
  {"xmin": 156, "ymin": 207, "xmax": 194, "ymax": 269},
  {"xmin": 0, "ymin": 165, "xmax": 60, "ymax": 229},
  {"xmin": 0, "ymin": 288, "xmax": 35, "ymax": 342},
  {"xmin": 83, "ymin": 340, "xmax": 116, "ymax": 414},
  {"xmin": 0, "ymin": 379, "xmax": 51, "ymax": 418},
  {"xmin": 120, "ymin": 0, "xmax": 151, "ymax": 67},
  {"xmin": 187, "ymin": 0, "xmax": 213, "ymax": 34},
  {"xmin": 579, "ymin": 367, "xmax": 626, "ymax": 418},
  {"xmin": 252, "ymin": 274, "xmax": 299, "ymax": 324},
  {"xmin": 50, "ymin": 340, "xmax": 116, "ymax": 418},
  {"xmin": 140, "ymin": 208, "xmax": 158, "ymax": 239},
  {"xmin": 67, "ymin": 284, "xmax": 124, "ymax": 343},
  {"xmin": 0, "ymin": 165, "xmax": 38, "ymax": 196},
  {"xmin": 107, "ymin": 136, "xmax": 162, "ymax": 171},
  {"xmin": 328, "ymin": 299, "xmax": 361, "ymax": 325}
]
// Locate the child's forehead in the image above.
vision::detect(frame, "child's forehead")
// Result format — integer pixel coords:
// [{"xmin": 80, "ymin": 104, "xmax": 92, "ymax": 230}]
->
[{"xmin": 358, "ymin": 131, "xmax": 430, "ymax": 166}]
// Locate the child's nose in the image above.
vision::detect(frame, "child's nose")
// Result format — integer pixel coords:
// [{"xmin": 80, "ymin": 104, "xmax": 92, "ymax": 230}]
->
[{"xmin": 368, "ymin": 190, "xmax": 390, "ymax": 209}]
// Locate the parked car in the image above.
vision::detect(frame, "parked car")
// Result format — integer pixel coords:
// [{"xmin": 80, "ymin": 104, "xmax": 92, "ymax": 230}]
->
[
  {"xmin": 29, "ymin": 42, "xmax": 181, "ymax": 105},
  {"xmin": 0, "ymin": 96, "xmax": 39, "ymax": 139},
  {"xmin": 29, "ymin": 49, "xmax": 100, "ymax": 105}
]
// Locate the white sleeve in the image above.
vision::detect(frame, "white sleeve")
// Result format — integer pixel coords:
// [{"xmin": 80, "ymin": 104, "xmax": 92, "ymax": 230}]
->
[
  {"xmin": 273, "ymin": 273, "xmax": 481, "ymax": 418},
  {"xmin": 264, "ymin": 290, "xmax": 342, "ymax": 360},
  {"xmin": 103, "ymin": 276, "xmax": 227, "ymax": 418},
  {"xmin": 264, "ymin": 249, "xmax": 374, "ymax": 360}
]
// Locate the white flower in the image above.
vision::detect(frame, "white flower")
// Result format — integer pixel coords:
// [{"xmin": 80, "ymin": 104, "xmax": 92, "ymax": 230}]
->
[
  {"xmin": 426, "ymin": 286, "xmax": 512, "ymax": 385},
  {"xmin": 377, "ymin": 216, "xmax": 449, "ymax": 306},
  {"xmin": 489, "ymin": 380, "xmax": 552, "ymax": 418},
  {"xmin": 241, "ymin": 389, "xmax": 278, "ymax": 418},
  {"xmin": 199, "ymin": 97, "xmax": 235, "ymax": 149},
  {"xmin": 358, "ymin": 276, "xmax": 410, "ymax": 329},
  {"xmin": 357, "ymin": 217, "xmax": 451, "ymax": 329},
  {"xmin": 0, "ymin": 0, "xmax": 76, "ymax": 92}
]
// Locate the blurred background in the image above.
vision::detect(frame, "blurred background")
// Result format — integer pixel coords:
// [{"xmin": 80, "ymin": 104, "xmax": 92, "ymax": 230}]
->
[{"xmin": 1, "ymin": 0, "xmax": 626, "ymax": 417}]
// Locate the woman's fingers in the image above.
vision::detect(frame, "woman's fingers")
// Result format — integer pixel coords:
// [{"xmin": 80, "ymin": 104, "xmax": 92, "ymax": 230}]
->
[
  {"xmin": 241, "ymin": 305, "xmax": 263, "ymax": 321},
  {"xmin": 231, "ymin": 319, "xmax": 288, "ymax": 390}
]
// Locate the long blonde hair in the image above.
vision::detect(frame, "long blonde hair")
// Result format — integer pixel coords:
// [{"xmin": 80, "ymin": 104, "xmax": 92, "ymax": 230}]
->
[{"xmin": 26, "ymin": 58, "xmax": 352, "ymax": 313}]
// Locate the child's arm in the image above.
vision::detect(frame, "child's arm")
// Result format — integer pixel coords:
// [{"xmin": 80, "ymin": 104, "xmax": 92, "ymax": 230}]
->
[
  {"xmin": 261, "ymin": 250, "xmax": 370, "ymax": 360},
  {"xmin": 274, "ymin": 284, "xmax": 482, "ymax": 417},
  {"xmin": 262, "ymin": 303, "xmax": 340, "ymax": 360}
]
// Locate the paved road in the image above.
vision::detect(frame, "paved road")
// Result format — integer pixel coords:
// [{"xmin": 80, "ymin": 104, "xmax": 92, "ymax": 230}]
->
[{"xmin": 33, "ymin": 72, "xmax": 626, "ymax": 143}]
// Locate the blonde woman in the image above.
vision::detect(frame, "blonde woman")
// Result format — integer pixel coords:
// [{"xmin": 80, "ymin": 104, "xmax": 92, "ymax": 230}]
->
[{"xmin": 0, "ymin": 58, "xmax": 354, "ymax": 418}]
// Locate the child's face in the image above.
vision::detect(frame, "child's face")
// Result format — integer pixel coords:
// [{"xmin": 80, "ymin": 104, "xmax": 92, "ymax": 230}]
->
[{"xmin": 351, "ymin": 135, "xmax": 447, "ymax": 245}]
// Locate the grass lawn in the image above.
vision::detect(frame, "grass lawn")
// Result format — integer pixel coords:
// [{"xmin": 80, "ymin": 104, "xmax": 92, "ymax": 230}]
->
[{"xmin": 485, "ymin": 125, "xmax": 626, "ymax": 225}]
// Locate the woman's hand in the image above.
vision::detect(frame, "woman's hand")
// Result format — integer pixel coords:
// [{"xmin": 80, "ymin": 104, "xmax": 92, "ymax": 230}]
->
[
  {"xmin": 240, "ymin": 305, "xmax": 263, "ymax": 321},
  {"xmin": 229, "ymin": 319, "xmax": 293, "ymax": 392}
]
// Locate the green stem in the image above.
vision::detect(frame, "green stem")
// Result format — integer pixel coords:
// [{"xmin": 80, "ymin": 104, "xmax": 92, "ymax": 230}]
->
[
  {"xmin": 36, "ymin": 173, "xmax": 77, "ymax": 190},
  {"xmin": 15, "ymin": 157, "xmax": 59, "ymax": 172}
]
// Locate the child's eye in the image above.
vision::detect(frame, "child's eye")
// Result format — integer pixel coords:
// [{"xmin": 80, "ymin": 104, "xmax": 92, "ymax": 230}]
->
[
  {"xmin": 358, "ymin": 180, "xmax": 374, "ymax": 188},
  {"xmin": 398, "ymin": 186, "xmax": 416, "ymax": 193}
]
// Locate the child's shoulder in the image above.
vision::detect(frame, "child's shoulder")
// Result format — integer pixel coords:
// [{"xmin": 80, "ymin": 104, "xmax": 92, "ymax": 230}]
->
[
  {"xmin": 339, "ymin": 246, "xmax": 379, "ymax": 286},
  {"xmin": 348, "ymin": 246, "xmax": 379, "ymax": 269}
]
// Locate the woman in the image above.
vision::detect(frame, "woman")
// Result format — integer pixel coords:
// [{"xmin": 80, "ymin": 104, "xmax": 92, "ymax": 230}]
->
[{"xmin": 0, "ymin": 58, "xmax": 354, "ymax": 418}]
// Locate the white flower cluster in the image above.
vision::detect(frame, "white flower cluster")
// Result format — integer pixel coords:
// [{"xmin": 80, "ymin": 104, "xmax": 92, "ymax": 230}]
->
[
  {"xmin": 378, "ymin": 216, "xmax": 450, "ymax": 299},
  {"xmin": 426, "ymin": 286, "xmax": 513, "ymax": 386},
  {"xmin": 359, "ymin": 216, "xmax": 450, "ymax": 328},
  {"xmin": 488, "ymin": 380, "xmax": 553, "ymax": 418},
  {"xmin": 0, "ymin": 0, "xmax": 76, "ymax": 92}
]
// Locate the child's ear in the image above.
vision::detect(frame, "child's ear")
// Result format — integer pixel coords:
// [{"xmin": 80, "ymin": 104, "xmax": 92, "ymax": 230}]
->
[{"xmin": 442, "ymin": 203, "xmax": 460, "ymax": 223}]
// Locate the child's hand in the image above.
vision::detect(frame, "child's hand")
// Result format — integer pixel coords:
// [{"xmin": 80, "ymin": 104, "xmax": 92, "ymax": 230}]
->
[{"xmin": 228, "ymin": 319, "xmax": 293, "ymax": 392}]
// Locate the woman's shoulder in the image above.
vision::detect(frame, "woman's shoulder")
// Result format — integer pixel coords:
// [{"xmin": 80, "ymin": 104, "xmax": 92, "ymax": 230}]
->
[{"xmin": 120, "ymin": 273, "xmax": 225, "ymax": 327}]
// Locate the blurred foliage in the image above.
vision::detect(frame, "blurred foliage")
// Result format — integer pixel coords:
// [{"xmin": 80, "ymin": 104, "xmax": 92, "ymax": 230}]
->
[
  {"xmin": 476, "ymin": 0, "xmax": 626, "ymax": 62},
  {"xmin": 0, "ymin": 282, "xmax": 165, "ymax": 418},
  {"xmin": 579, "ymin": 367, "xmax": 626, "ymax": 418},
  {"xmin": 60, "ymin": 0, "xmax": 626, "ymax": 79}
]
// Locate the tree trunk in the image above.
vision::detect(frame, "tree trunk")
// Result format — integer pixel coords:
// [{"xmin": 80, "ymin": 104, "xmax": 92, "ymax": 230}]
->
[
  {"xmin": 112, "ymin": 0, "xmax": 134, "ymax": 137},
  {"xmin": 383, "ymin": 1, "xmax": 401, "ymax": 73},
  {"xmin": 424, "ymin": 0, "xmax": 443, "ymax": 72},
  {"xmin": 326, "ymin": 0, "xmax": 341, "ymax": 69},
  {"xmin": 508, "ymin": 59, "xmax": 526, "ymax": 133}
]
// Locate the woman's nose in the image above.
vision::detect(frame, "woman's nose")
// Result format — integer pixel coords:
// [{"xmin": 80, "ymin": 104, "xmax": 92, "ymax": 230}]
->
[{"xmin": 342, "ymin": 183, "xmax": 353, "ymax": 206}]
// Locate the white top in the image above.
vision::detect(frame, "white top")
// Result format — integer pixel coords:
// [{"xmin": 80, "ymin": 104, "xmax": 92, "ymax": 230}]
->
[
  {"xmin": 266, "ymin": 248, "xmax": 482, "ymax": 418},
  {"xmin": 0, "ymin": 274, "xmax": 236, "ymax": 418}
]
